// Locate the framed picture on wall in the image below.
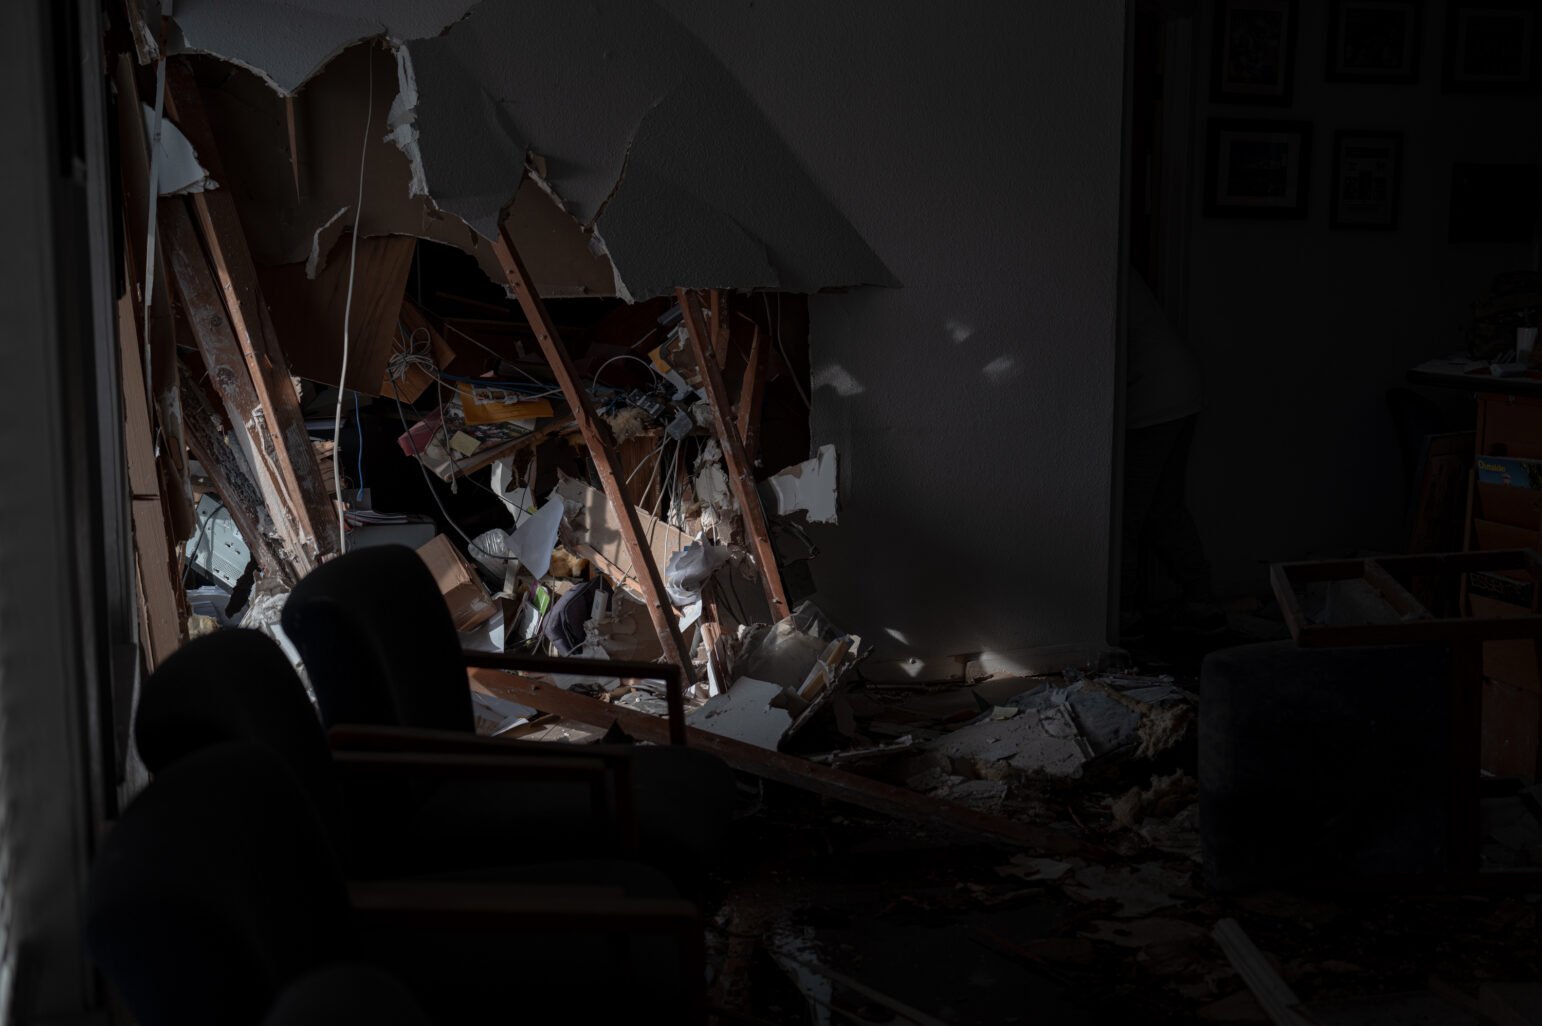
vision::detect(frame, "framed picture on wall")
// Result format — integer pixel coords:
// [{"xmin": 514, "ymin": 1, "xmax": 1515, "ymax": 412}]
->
[
  {"xmin": 1205, "ymin": 119, "xmax": 1313, "ymax": 217},
  {"xmin": 1330, "ymin": 131, "xmax": 1403, "ymax": 229},
  {"xmin": 1211, "ymin": 0, "xmax": 1299, "ymax": 104},
  {"xmin": 1326, "ymin": 0, "xmax": 1423, "ymax": 82},
  {"xmin": 1443, "ymin": 0, "xmax": 1540, "ymax": 92}
]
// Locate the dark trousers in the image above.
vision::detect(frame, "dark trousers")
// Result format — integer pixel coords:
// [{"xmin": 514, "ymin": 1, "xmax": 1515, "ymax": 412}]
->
[{"xmin": 1121, "ymin": 415, "xmax": 1212, "ymax": 617}]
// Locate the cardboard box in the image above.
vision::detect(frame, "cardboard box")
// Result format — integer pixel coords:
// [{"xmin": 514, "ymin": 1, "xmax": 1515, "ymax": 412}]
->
[{"xmin": 416, "ymin": 535, "xmax": 497, "ymax": 631}]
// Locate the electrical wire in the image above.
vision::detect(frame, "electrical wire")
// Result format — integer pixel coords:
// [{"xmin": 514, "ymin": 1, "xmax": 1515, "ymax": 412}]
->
[
  {"xmin": 353, "ymin": 391, "xmax": 366, "ymax": 494},
  {"xmin": 333, "ymin": 50, "xmax": 374, "ymax": 553},
  {"xmin": 764, "ymin": 292, "xmax": 811, "ymax": 408},
  {"xmin": 591, "ymin": 352, "xmax": 665, "ymax": 390}
]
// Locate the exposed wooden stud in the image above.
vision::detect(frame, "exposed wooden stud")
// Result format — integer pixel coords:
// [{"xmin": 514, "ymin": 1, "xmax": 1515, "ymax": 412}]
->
[
  {"xmin": 708, "ymin": 289, "xmax": 730, "ymax": 369},
  {"xmin": 474, "ymin": 669, "xmax": 1089, "ymax": 855},
  {"xmin": 490, "ymin": 227, "xmax": 692, "ymax": 674},
  {"xmin": 122, "ymin": 0, "xmax": 163, "ymax": 64},
  {"xmin": 162, "ymin": 199, "xmax": 314, "ymax": 577},
  {"xmin": 164, "ymin": 61, "xmax": 339, "ymax": 560},
  {"xmin": 118, "ymin": 289, "xmax": 184, "ymax": 667},
  {"xmin": 284, "ymin": 94, "xmax": 304, "ymax": 200},
  {"xmin": 113, "ymin": 54, "xmax": 195, "ymax": 542},
  {"xmin": 677, "ymin": 289, "xmax": 790, "ymax": 620},
  {"xmin": 737, "ymin": 323, "xmax": 768, "ymax": 466},
  {"xmin": 179, "ymin": 362, "xmax": 301, "ymax": 587}
]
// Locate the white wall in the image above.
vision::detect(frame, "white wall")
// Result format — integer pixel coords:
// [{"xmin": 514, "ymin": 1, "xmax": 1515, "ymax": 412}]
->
[
  {"xmin": 1184, "ymin": 2, "xmax": 1540, "ymax": 597},
  {"xmin": 664, "ymin": 2, "xmax": 1129, "ymax": 670}
]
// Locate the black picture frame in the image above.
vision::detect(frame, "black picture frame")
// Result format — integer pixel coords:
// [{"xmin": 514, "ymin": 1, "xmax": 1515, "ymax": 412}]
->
[
  {"xmin": 1330, "ymin": 131, "xmax": 1403, "ymax": 229},
  {"xmin": 1326, "ymin": 0, "xmax": 1424, "ymax": 82},
  {"xmin": 1211, "ymin": 0, "xmax": 1299, "ymax": 104},
  {"xmin": 1443, "ymin": 0, "xmax": 1540, "ymax": 92},
  {"xmin": 1205, "ymin": 119, "xmax": 1313, "ymax": 218}
]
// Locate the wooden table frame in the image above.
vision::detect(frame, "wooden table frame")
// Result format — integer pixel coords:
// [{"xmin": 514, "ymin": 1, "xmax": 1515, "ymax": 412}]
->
[{"xmin": 1270, "ymin": 550, "xmax": 1542, "ymax": 885}]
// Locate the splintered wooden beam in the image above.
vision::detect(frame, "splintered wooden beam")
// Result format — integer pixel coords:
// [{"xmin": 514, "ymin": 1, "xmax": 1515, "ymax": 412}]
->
[
  {"xmin": 162, "ymin": 199, "xmax": 314, "ymax": 578},
  {"xmin": 179, "ymin": 362, "xmax": 301, "ymax": 587},
  {"xmin": 677, "ymin": 289, "xmax": 789, "ymax": 620},
  {"xmin": 474, "ymin": 669, "xmax": 1089, "ymax": 855},
  {"xmin": 737, "ymin": 323, "xmax": 768, "ymax": 466},
  {"xmin": 708, "ymin": 289, "xmax": 730, "ymax": 369},
  {"xmin": 114, "ymin": 54, "xmax": 195, "ymax": 543},
  {"xmin": 164, "ymin": 60, "xmax": 338, "ymax": 561},
  {"xmin": 118, "ymin": 288, "xmax": 184, "ymax": 667},
  {"xmin": 490, "ymin": 227, "xmax": 692, "ymax": 675}
]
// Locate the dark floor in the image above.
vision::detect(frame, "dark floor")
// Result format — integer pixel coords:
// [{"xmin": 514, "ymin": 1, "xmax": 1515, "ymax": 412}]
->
[{"xmin": 703, "ymin": 748, "xmax": 1542, "ymax": 1025}]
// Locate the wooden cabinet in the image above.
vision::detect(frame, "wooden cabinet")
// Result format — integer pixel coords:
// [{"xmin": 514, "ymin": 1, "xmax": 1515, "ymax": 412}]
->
[{"xmin": 1467, "ymin": 393, "xmax": 1542, "ymax": 779}]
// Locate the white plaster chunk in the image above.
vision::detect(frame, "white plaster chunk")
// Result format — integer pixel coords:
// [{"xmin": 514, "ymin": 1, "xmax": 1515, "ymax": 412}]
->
[
  {"xmin": 142, "ymin": 102, "xmax": 217, "ymax": 195},
  {"xmin": 765, "ymin": 444, "xmax": 838, "ymax": 524},
  {"xmin": 686, "ymin": 677, "xmax": 793, "ymax": 751}
]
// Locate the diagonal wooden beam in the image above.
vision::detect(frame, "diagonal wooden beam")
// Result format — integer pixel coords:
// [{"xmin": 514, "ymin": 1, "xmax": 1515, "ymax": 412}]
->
[
  {"xmin": 179, "ymin": 362, "xmax": 301, "ymax": 588},
  {"xmin": 475, "ymin": 669, "xmax": 1090, "ymax": 855},
  {"xmin": 164, "ymin": 60, "xmax": 338, "ymax": 561},
  {"xmin": 118, "ymin": 288, "xmax": 184, "ymax": 667},
  {"xmin": 708, "ymin": 289, "xmax": 730, "ymax": 369},
  {"xmin": 490, "ymin": 227, "xmax": 692, "ymax": 675},
  {"xmin": 114, "ymin": 54, "xmax": 195, "ymax": 543},
  {"xmin": 163, "ymin": 199, "xmax": 313, "ymax": 580},
  {"xmin": 677, "ymin": 289, "xmax": 789, "ymax": 620},
  {"xmin": 737, "ymin": 322, "xmax": 769, "ymax": 466}
]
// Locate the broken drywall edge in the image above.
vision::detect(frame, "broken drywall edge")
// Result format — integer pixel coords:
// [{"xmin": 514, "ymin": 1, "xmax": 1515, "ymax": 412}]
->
[
  {"xmin": 168, "ymin": 1, "xmax": 894, "ymax": 297},
  {"xmin": 686, "ymin": 677, "xmax": 793, "ymax": 751},
  {"xmin": 304, "ymin": 206, "xmax": 349, "ymax": 279},
  {"xmin": 385, "ymin": 42, "xmax": 430, "ymax": 201},
  {"xmin": 142, "ymin": 101, "xmax": 215, "ymax": 194},
  {"xmin": 765, "ymin": 444, "xmax": 838, "ymax": 524},
  {"xmin": 167, "ymin": 0, "xmax": 480, "ymax": 95}
]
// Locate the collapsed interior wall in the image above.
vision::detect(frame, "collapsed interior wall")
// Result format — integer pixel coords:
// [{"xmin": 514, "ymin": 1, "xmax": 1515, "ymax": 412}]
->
[{"xmin": 163, "ymin": 0, "xmax": 1126, "ymax": 672}]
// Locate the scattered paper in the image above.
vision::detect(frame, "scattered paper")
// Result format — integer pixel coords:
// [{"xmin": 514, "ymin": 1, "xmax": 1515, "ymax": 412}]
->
[{"xmin": 507, "ymin": 497, "xmax": 565, "ymax": 581}]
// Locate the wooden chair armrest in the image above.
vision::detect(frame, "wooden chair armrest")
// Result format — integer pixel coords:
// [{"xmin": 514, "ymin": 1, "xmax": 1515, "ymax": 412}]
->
[
  {"xmin": 461, "ymin": 651, "xmax": 686, "ymax": 746},
  {"xmin": 326, "ymin": 725, "xmax": 639, "ymax": 851},
  {"xmin": 332, "ymin": 749, "xmax": 637, "ymax": 852},
  {"xmin": 327, "ymin": 723, "xmax": 629, "ymax": 763}
]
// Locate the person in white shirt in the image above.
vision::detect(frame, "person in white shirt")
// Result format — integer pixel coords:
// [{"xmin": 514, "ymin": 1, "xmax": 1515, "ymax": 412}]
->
[{"xmin": 1121, "ymin": 269, "xmax": 1219, "ymax": 638}]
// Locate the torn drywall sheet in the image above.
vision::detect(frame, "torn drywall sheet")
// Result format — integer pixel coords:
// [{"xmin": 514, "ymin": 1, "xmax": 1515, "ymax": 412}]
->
[
  {"xmin": 507, "ymin": 497, "xmax": 565, "ymax": 582},
  {"xmin": 166, "ymin": 1, "xmax": 894, "ymax": 299},
  {"xmin": 167, "ymin": 0, "xmax": 480, "ymax": 94},
  {"xmin": 686, "ymin": 677, "xmax": 793, "ymax": 751},
  {"xmin": 304, "ymin": 206, "xmax": 348, "ymax": 278},
  {"xmin": 403, "ymin": 1, "xmax": 894, "ymax": 299},
  {"xmin": 143, "ymin": 102, "xmax": 215, "ymax": 194},
  {"xmin": 764, "ymin": 444, "xmax": 839, "ymax": 524},
  {"xmin": 192, "ymin": 43, "xmax": 615, "ymax": 297}
]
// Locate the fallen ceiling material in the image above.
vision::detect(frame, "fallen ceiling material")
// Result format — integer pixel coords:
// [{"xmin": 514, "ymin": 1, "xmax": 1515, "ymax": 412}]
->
[{"xmin": 162, "ymin": 1, "xmax": 895, "ymax": 301}]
